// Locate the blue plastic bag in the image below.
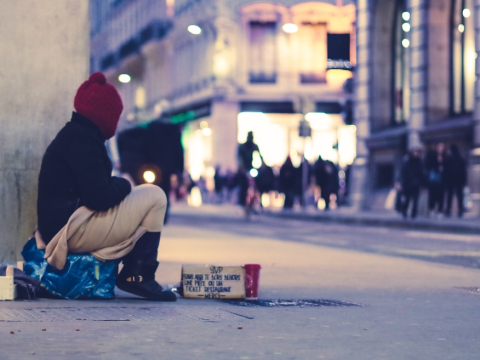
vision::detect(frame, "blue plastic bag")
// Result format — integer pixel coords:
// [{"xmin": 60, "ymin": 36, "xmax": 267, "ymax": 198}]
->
[{"xmin": 22, "ymin": 238, "xmax": 119, "ymax": 299}]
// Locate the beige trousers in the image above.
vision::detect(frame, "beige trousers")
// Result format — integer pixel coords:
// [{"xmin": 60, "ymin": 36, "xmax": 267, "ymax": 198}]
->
[{"xmin": 41, "ymin": 184, "xmax": 167, "ymax": 270}]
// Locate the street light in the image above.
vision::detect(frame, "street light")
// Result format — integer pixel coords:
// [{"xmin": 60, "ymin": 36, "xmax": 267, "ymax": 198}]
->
[
  {"xmin": 118, "ymin": 73, "xmax": 131, "ymax": 83},
  {"xmin": 188, "ymin": 25, "xmax": 202, "ymax": 35}
]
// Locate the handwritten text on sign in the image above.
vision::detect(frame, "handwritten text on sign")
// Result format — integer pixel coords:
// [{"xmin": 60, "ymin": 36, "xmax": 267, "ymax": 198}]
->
[{"xmin": 182, "ymin": 265, "xmax": 246, "ymax": 299}]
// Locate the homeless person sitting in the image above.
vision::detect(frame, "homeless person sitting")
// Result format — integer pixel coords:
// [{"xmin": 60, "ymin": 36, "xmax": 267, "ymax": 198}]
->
[{"xmin": 35, "ymin": 72, "xmax": 176, "ymax": 301}]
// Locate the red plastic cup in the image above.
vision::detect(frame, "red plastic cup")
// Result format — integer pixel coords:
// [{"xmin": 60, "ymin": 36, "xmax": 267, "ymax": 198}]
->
[{"xmin": 244, "ymin": 264, "xmax": 261, "ymax": 300}]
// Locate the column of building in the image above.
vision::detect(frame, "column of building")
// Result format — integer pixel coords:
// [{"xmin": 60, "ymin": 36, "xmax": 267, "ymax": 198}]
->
[
  {"xmin": 468, "ymin": 0, "xmax": 480, "ymax": 213},
  {"xmin": 0, "ymin": 1, "xmax": 89, "ymax": 263},
  {"xmin": 350, "ymin": 0, "xmax": 372, "ymax": 210},
  {"xmin": 407, "ymin": 0, "xmax": 428, "ymax": 149}
]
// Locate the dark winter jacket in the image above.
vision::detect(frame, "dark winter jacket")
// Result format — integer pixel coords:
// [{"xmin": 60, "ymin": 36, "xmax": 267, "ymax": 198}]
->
[
  {"xmin": 315, "ymin": 159, "xmax": 338, "ymax": 195},
  {"xmin": 37, "ymin": 112, "xmax": 131, "ymax": 244},
  {"xmin": 279, "ymin": 158, "xmax": 296, "ymax": 194},
  {"xmin": 424, "ymin": 150, "xmax": 446, "ymax": 186},
  {"xmin": 444, "ymin": 153, "xmax": 467, "ymax": 187},
  {"xmin": 401, "ymin": 155, "xmax": 424, "ymax": 192}
]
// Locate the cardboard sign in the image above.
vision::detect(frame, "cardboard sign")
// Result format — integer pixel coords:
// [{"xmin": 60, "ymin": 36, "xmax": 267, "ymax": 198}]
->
[{"xmin": 182, "ymin": 264, "xmax": 246, "ymax": 299}]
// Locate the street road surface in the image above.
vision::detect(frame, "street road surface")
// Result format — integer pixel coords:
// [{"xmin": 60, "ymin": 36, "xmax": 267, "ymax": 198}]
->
[
  {"xmin": 0, "ymin": 212, "xmax": 479, "ymax": 360},
  {"xmin": 170, "ymin": 214, "xmax": 480, "ymax": 270}
]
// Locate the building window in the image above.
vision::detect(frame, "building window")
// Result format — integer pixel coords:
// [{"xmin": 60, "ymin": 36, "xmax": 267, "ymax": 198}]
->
[
  {"xmin": 392, "ymin": 0, "xmax": 409, "ymax": 124},
  {"xmin": 298, "ymin": 23, "xmax": 327, "ymax": 84},
  {"xmin": 451, "ymin": 0, "xmax": 475, "ymax": 114},
  {"xmin": 248, "ymin": 21, "xmax": 277, "ymax": 84}
]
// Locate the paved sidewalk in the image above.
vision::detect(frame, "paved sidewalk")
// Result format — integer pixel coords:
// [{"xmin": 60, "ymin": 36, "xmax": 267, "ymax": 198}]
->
[{"xmin": 171, "ymin": 202, "xmax": 480, "ymax": 234}]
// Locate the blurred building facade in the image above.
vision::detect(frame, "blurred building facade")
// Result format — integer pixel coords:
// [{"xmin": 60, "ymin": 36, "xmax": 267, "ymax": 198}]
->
[
  {"xmin": 90, "ymin": 0, "xmax": 356, "ymax": 182},
  {"xmin": 353, "ymin": 0, "xmax": 480, "ymax": 213}
]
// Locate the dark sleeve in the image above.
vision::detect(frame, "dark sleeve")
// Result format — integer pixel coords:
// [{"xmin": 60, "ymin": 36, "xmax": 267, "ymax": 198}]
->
[{"xmin": 65, "ymin": 135, "xmax": 131, "ymax": 211}]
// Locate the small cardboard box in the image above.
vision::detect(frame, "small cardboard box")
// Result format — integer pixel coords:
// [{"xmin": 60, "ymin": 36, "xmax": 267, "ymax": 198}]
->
[
  {"xmin": 0, "ymin": 276, "xmax": 17, "ymax": 301},
  {"xmin": 181, "ymin": 264, "xmax": 245, "ymax": 299}
]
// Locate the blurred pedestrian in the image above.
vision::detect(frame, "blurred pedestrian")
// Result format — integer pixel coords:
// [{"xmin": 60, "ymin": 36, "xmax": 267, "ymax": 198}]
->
[
  {"xmin": 36, "ymin": 72, "xmax": 175, "ymax": 301},
  {"xmin": 213, "ymin": 165, "xmax": 225, "ymax": 203},
  {"xmin": 400, "ymin": 146, "xmax": 424, "ymax": 219},
  {"xmin": 315, "ymin": 155, "xmax": 338, "ymax": 210},
  {"xmin": 255, "ymin": 160, "xmax": 275, "ymax": 206},
  {"xmin": 425, "ymin": 143, "xmax": 447, "ymax": 217},
  {"xmin": 444, "ymin": 144, "xmax": 467, "ymax": 217},
  {"xmin": 237, "ymin": 131, "xmax": 260, "ymax": 170},
  {"xmin": 232, "ymin": 166, "xmax": 249, "ymax": 207},
  {"xmin": 279, "ymin": 156, "xmax": 297, "ymax": 209}
]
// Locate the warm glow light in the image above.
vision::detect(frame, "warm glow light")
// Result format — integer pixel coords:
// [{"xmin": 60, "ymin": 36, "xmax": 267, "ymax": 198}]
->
[
  {"xmin": 252, "ymin": 151, "xmax": 262, "ymax": 169},
  {"xmin": 188, "ymin": 25, "xmax": 202, "ymax": 35},
  {"xmin": 402, "ymin": 39, "xmax": 410, "ymax": 48},
  {"xmin": 402, "ymin": 12, "xmax": 410, "ymax": 21},
  {"xmin": 202, "ymin": 128, "xmax": 211, "ymax": 136},
  {"xmin": 200, "ymin": 121, "xmax": 208, "ymax": 129},
  {"xmin": 250, "ymin": 169, "xmax": 258, "ymax": 177},
  {"xmin": 213, "ymin": 54, "xmax": 229, "ymax": 77},
  {"xmin": 118, "ymin": 74, "xmax": 131, "ymax": 83},
  {"xmin": 135, "ymin": 86, "xmax": 146, "ymax": 109},
  {"xmin": 463, "ymin": 8, "xmax": 471, "ymax": 18},
  {"xmin": 326, "ymin": 69, "xmax": 353, "ymax": 89},
  {"xmin": 261, "ymin": 193, "xmax": 270, "ymax": 208},
  {"xmin": 188, "ymin": 187, "xmax": 203, "ymax": 207},
  {"xmin": 282, "ymin": 23, "xmax": 298, "ymax": 34},
  {"xmin": 402, "ymin": 23, "xmax": 411, "ymax": 32},
  {"xmin": 458, "ymin": 24, "xmax": 465, "ymax": 33},
  {"xmin": 143, "ymin": 171, "xmax": 156, "ymax": 183}
]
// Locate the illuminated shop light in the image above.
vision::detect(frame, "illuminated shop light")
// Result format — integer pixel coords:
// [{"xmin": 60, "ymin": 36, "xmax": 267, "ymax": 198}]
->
[
  {"xmin": 202, "ymin": 128, "xmax": 211, "ymax": 136},
  {"xmin": 463, "ymin": 8, "xmax": 471, "ymax": 18},
  {"xmin": 118, "ymin": 74, "xmax": 131, "ymax": 83},
  {"xmin": 282, "ymin": 23, "xmax": 298, "ymax": 34},
  {"xmin": 249, "ymin": 169, "xmax": 258, "ymax": 177},
  {"xmin": 200, "ymin": 121, "xmax": 208, "ymax": 129},
  {"xmin": 305, "ymin": 112, "xmax": 327, "ymax": 122},
  {"xmin": 402, "ymin": 39, "xmax": 410, "ymax": 48},
  {"xmin": 458, "ymin": 24, "xmax": 465, "ymax": 33},
  {"xmin": 188, "ymin": 25, "xmax": 202, "ymax": 35},
  {"xmin": 402, "ymin": 12, "xmax": 410, "ymax": 21},
  {"xmin": 402, "ymin": 23, "xmax": 411, "ymax": 32},
  {"xmin": 305, "ymin": 112, "xmax": 331, "ymax": 131}
]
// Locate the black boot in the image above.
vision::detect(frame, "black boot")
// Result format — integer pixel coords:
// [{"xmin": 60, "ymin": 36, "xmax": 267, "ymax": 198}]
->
[{"xmin": 116, "ymin": 232, "xmax": 176, "ymax": 302}]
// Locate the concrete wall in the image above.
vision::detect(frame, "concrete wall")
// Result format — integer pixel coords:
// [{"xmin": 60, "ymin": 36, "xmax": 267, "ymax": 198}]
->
[{"xmin": 0, "ymin": 1, "xmax": 89, "ymax": 262}]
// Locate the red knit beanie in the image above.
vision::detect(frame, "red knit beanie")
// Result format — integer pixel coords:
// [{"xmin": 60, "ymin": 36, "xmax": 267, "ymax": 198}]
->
[{"xmin": 74, "ymin": 72, "xmax": 123, "ymax": 139}]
